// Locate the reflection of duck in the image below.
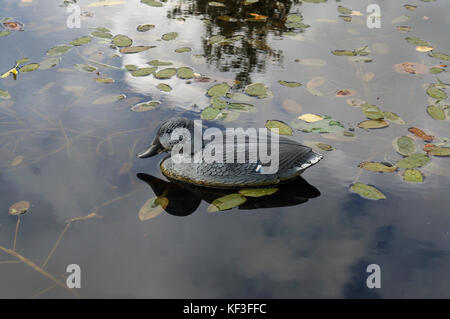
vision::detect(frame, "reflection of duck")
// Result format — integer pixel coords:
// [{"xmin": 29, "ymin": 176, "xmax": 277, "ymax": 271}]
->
[
  {"xmin": 137, "ymin": 173, "xmax": 320, "ymax": 216},
  {"xmin": 137, "ymin": 118, "xmax": 322, "ymax": 188}
]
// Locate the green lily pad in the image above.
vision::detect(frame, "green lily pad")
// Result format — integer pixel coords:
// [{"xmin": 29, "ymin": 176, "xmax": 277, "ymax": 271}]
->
[
  {"xmin": 358, "ymin": 119, "xmax": 389, "ymax": 129},
  {"xmin": 176, "ymin": 67, "xmax": 194, "ymax": 79},
  {"xmin": 207, "ymin": 83, "xmax": 230, "ymax": 97},
  {"xmin": 131, "ymin": 67, "xmax": 157, "ymax": 77},
  {"xmin": 208, "ymin": 193, "xmax": 247, "ymax": 212},
  {"xmin": 429, "ymin": 52, "xmax": 450, "ymax": 61},
  {"xmin": 154, "ymin": 68, "xmax": 177, "ymax": 79},
  {"xmin": 426, "ymin": 86, "xmax": 447, "ymax": 100},
  {"xmin": 291, "ymin": 116, "xmax": 345, "ymax": 133},
  {"xmin": 350, "ymin": 183, "xmax": 386, "ymax": 200},
  {"xmin": 125, "ymin": 64, "xmax": 138, "ymax": 71},
  {"xmin": 74, "ymin": 64, "xmax": 97, "ymax": 72},
  {"xmin": 137, "ymin": 24, "xmax": 155, "ymax": 32},
  {"xmin": 120, "ymin": 46, "xmax": 154, "ymax": 54},
  {"xmin": 405, "ymin": 37, "xmax": 430, "ymax": 46},
  {"xmin": 265, "ymin": 120, "xmax": 293, "ymax": 136},
  {"xmin": 245, "ymin": 82, "xmax": 269, "ymax": 98},
  {"xmin": 175, "ymin": 47, "xmax": 192, "ymax": 53},
  {"xmin": 316, "ymin": 143, "xmax": 334, "ymax": 151},
  {"xmin": 228, "ymin": 103, "xmax": 255, "ymax": 112},
  {"xmin": 279, "ymin": 80, "xmax": 302, "ymax": 88},
  {"xmin": 201, "ymin": 106, "xmax": 220, "ymax": 120},
  {"xmin": 331, "ymin": 50, "xmax": 356, "ymax": 56},
  {"xmin": 427, "ymin": 105, "xmax": 446, "ymax": 120},
  {"xmin": 208, "ymin": 35, "xmax": 225, "ymax": 45},
  {"xmin": 426, "ymin": 145, "xmax": 450, "ymax": 156},
  {"xmin": 0, "ymin": 31, "xmax": 10, "ymax": 37},
  {"xmin": 70, "ymin": 36, "xmax": 92, "ymax": 46},
  {"xmin": 226, "ymin": 92, "xmax": 253, "ymax": 102},
  {"xmin": 0, "ymin": 89, "xmax": 11, "ymax": 99},
  {"xmin": 361, "ymin": 103, "xmax": 384, "ymax": 120},
  {"xmin": 93, "ymin": 94, "xmax": 126, "ymax": 105},
  {"xmin": 157, "ymin": 83, "xmax": 172, "ymax": 92},
  {"xmin": 161, "ymin": 32, "xmax": 178, "ymax": 41},
  {"xmin": 19, "ymin": 63, "xmax": 40, "ymax": 73},
  {"xmin": 403, "ymin": 169, "xmax": 423, "ymax": 182},
  {"xmin": 47, "ymin": 45, "xmax": 72, "ymax": 56},
  {"xmin": 91, "ymin": 30, "xmax": 113, "ymax": 39},
  {"xmin": 396, "ymin": 153, "xmax": 430, "ymax": 168},
  {"xmin": 147, "ymin": 60, "xmax": 173, "ymax": 66},
  {"xmin": 211, "ymin": 97, "xmax": 228, "ymax": 109},
  {"xmin": 112, "ymin": 34, "xmax": 133, "ymax": 47},
  {"xmin": 337, "ymin": 5, "xmax": 352, "ymax": 14},
  {"xmin": 131, "ymin": 100, "xmax": 161, "ymax": 112},
  {"xmin": 238, "ymin": 188, "xmax": 278, "ymax": 197},
  {"xmin": 383, "ymin": 112, "xmax": 405, "ymax": 125},
  {"xmin": 16, "ymin": 57, "xmax": 30, "ymax": 65},
  {"xmin": 358, "ymin": 162, "xmax": 397, "ymax": 173},
  {"xmin": 141, "ymin": 0, "xmax": 163, "ymax": 7},
  {"xmin": 392, "ymin": 136, "xmax": 416, "ymax": 156},
  {"xmin": 9, "ymin": 201, "xmax": 31, "ymax": 216},
  {"xmin": 39, "ymin": 57, "xmax": 61, "ymax": 70}
]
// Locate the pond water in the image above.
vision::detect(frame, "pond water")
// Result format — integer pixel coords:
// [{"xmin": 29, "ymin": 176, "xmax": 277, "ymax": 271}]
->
[{"xmin": 0, "ymin": 0, "xmax": 449, "ymax": 298}]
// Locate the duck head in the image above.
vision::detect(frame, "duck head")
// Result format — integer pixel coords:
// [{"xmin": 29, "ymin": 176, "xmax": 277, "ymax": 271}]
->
[{"xmin": 137, "ymin": 117, "xmax": 198, "ymax": 158}]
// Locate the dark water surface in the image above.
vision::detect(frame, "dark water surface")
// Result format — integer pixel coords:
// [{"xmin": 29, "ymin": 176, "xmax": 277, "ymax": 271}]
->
[{"xmin": 0, "ymin": 0, "xmax": 450, "ymax": 298}]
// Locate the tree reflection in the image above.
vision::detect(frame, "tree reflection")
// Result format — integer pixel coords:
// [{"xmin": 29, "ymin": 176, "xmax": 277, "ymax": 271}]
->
[{"xmin": 167, "ymin": 0, "xmax": 303, "ymax": 86}]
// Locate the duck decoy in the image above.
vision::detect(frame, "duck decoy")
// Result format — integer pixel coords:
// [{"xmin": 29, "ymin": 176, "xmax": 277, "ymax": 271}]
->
[{"xmin": 137, "ymin": 117, "xmax": 322, "ymax": 188}]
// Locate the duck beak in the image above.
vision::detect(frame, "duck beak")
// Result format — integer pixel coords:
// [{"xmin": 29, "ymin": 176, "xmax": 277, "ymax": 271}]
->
[{"xmin": 137, "ymin": 137, "xmax": 165, "ymax": 159}]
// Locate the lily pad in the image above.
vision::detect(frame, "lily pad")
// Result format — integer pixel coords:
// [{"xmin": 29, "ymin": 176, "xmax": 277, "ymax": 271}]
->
[
  {"xmin": 403, "ymin": 169, "xmax": 423, "ymax": 182},
  {"xmin": 157, "ymin": 83, "xmax": 172, "ymax": 92},
  {"xmin": 396, "ymin": 153, "xmax": 430, "ymax": 168},
  {"xmin": 208, "ymin": 35, "xmax": 225, "ymax": 44},
  {"xmin": 207, "ymin": 83, "xmax": 230, "ymax": 97},
  {"xmin": 112, "ymin": 34, "xmax": 133, "ymax": 47},
  {"xmin": 96, "ymin": 77, "xmax": 114, "ymax": 83},
  {"xmin": 228, "ymin": 103, "xmax": 255, "ymax": 112},
  {"xmin": 39, "ymin": 57, "xmax": 61, "ymax": 70},
  {"xmin": 265, "ymin": 120, "xmax": 293, "ymax": 136},
  {"xmin": 291, "ymin": 116, "xmax": 345, "ymax": 133},
  {"xmin": 427, "ymin": 105, "xmax": 446, "ymax": 120},
  {"xmin": 175, "ymin": 47, "xmax": 192, "ymax": 53},
  {"xmin": 91, "ymin": 30, "xmax": 113, "ymax": 39},
  {"xmin": 9, "ymin": 201, "xmax": 31, "ymax": 216},
  {"xmin": 161, "ymin": 32, "xmax": 178, "ymax": 41},
  {"xmin": 383, "ymin": 112, "xmax": 405, "ymax": 125},
  {"xmin": 138, "ymin": 197, "xmax": 168, "ymax": 221},
  {"xmin": 245, "ymin": 82, "xmax": 270, "ymax": 98},
  {"xmin": 429, "ymin": 52, "xmax": 450, "ymax": 61},
  {"xmin": 405, "ymin": 37, "xmax": 430, "ymax": 46},
  {"xmin": 208, "ymin": 193, "xmax": 247, "ymax": 212},
  {"xmin": 361, "ymin": 103, "xmax": 384, "ymax": 120},
  {"xmin": 350, "ymin": 183, "xmax": 386, "ymax": 200},
  {"xmin": 120, "ymin": 46, "xmax": 154, "ymax": 54},
  {"xmin": 426, "ymin": 86, "xmax": 447, "ymax": 100},
  {"xmin": 425, "ymin": 145, "xmax": 450, "ymax": 157},
  {"xmin": 74, "ymin": 64, "xmax": 97, "ymax": 72},
  {"xmin": 358, "ymin": 162, "xmax": 397, "ymax": 173},
  {"xmin": 201, "ymin": 106, "xmax": 220, "ymax": 120},
  {"xmin": 0, "ymin": 89, "xmax": 11, "ymax": 99},
  {"xmin": 147, "ymin": 60, "xmax": 173, "ymax": 66},
  {"xmin": 137, "ymin": 24, "xmax": 155, "ymax": 32},
  {"xmin": 93, "ymin": 94, "xmax": 126, "ymax": 105},
  {"xmin": 125, "ymin": 64, "xmax": 138, "ymax": 71},
  {"xmin": 154, "ymin": 68, "xmax": 177, "ymax": 79},
  {"xmin": 70, "ymin": 36, "xmax": 92, "ymax": 46},
  {"xmin": 141, "ymin": 0, "xmax": 163, "ymax": 7},
  {"xmin": 392, "ymin": 136, "xmax": 416, "ymax": 156},
  {"xmin": 19, "ymin": 63, "xmax": 40, "ymax": 73},
  {"xmin": 47, "ymin": 45, "xmax": 72, "ymax": 56},
  {"xmin": 331, "ymin": 50, "xmax": 356, "ymax": 56},
  {"xmin": 238, "ymin": 188, "xmax": 278, "ymax": 197},
  {"xmin": 279, "ymin": 80, "xmax": 301, "ymax": 88},
  {"xmin": 0, "ymin": 31, "xmax": 10, "ymax": 37},
  {"xmin": 131, "ymin": 100, "xmax": 161, "ymax": 112},
  {"xmin": 176, "ymin": 67, "xmax": 194, "ymax": 79},
  {"xmin": 358, "ymin": 119, "xmax": 389, "ymax": 129},
  {"xmin": 131, "ymin": 67, "xmax": 157, "ymax": 77}
]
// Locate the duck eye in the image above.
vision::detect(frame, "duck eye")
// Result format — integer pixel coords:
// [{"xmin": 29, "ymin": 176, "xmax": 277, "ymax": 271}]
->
[{"xmin": 179, "ymin": 135, "xmax": 184, "ymax": 141}]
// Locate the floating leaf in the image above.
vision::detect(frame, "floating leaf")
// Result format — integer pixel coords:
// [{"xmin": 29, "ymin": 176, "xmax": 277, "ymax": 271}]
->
[
  {"xmin": 93, "ymin": 94, "xmax": 126, "ymax": 104},
  {"xmin": 208, "ymin": 35, "xmax": 225, "ymax": 45},
  {"xmin": 361, "ymin": 103, "xmax": 384, "ymax": 120},
  {"xmin": 131, "ymin": 100, "xmax": 161, "ymax": 112},
  {"xmin": 147, "ymin": 60, "xmax": 172, "ymax": 66},
  {"xmin": 96, "ymin": 77, "xmax": 114, "ymax": 83},
  {"xmin": 175, "ymin": 47, "xmax": 192, "ymax": 53},
  {"xmin": 278, "ymin": 80, "xmax": 301, "ymax": 88},
  {"xmin": 208, "ymin": 193, "xmax": 247, "ymax": 212},
  {"xmin": 91, "ymin": 30, "xmax": 113, "ymax": 39},
  {"xmin": 201, "ymin": 106, "xmax": 220, "ymax": 120},
  {"xmin": 207, "ymin": 83, "xmax": 230, "ymax": 97},
  {"xmin": 265, "ymin": 120, "xmax": 293, "ymax": 136},
  {"xmin": 427, "ymin": 105, "xmax": 446, "ymax": 120},
  {"xmin": 9, "ymin": 201, "xmax": 31, "ymax": 216},
  {"xmin": 405, "ymin": 37, "xmax": 430, "ymax": 46},
  {"xmin": 74, "ymin": 64, "xmax": 97, "ymax": 72},
  {"xmin": 47, "ymin": 45, "xmax": 72, "ymax": 56},
  {"xmin": 298, "ymin": 114, "xmax": 323, "ymax": 123},
  {"xmin": 125, "ymin": 64, "xmax": 138, "ymax": 71},
  {"xmin": 88, "ymin": 0, "xmax": 125, "ymax": 7},
  {"xmin": 245, "ymin": 82, "xmax": 269, "ymax": 98},
  {"xmin": 112, "ymin": 34, "xmax": 133, "ymax": 47},
  {"xmin": 18, "ymin": 63, "xmax": 39, "ymax": 73},
  {"xmin": 157, "ymin": 83, "xmax": 172, "ymax": 92},
  {"xmin": 138, "ymin": 197, "xmax": 168, "ymax": 221},
  {"xmin": 137, "ymin": 24, "xmax": 155, "ymax": 32},
  {"xmin": 154, "ymin": 68, "xmax": 177, "ymax": 79},
  {"xmin": 228, "ymin": 103, "xmax": 255, "ymax": 112},
  {"xmin": 0, "ymin": 31, "xmax": 10, "ymax": 37},
  {"xmin": 383, "ymin": 112, "xmax": 405, "ymax": 125},
  {"xmin": 11, "ymin": 155, "xmax": 24, "ymax": 167},
  {"xmin": 408, "ymin": 127, "xmax": 434, "ymax": 142},
  {"xmin": 331, "ymin": 50, "xmax": 356, "ymax": 56},
  {"xmin": 0, "ymin": 89, "xmax": 11, "ymax": 99},
  {"xmin": 70, "ymin": 36, "xmax": 92, "ymax": 46},
  {"xmin": 429, "ymin": 52, "xmax": 450, "ymax": 61},
  {"xmin": 392, "ymin": 15, "xmax": 410, "ymax": 24},
  {"xmin": 131, "ymin": 67, "xmax": 157, "ymax": 77},
  {"xmin": 295, "ymin": 58, "xmax": 327, "ymax": 66},
  {"xmin": 292, "ymin": 116, "xmax": 345, "ymax": 133},
  {"xmin": 403, "ymin": 169, "xmax": 423, "ymax": 182},
  {"xmin": 396, "ymin": 153, "xmax": 430, "ymax": 168},
  {"xmin": 337, "ymin": 5, "xmax": 352, "ymax": 15},
  {"xmin": 176, "ymin": 67, "xmax": 194, "ymax": 79},
  {"xmin": 120, "ymin": 46, "xmax": 154, "ymax": 54},
  {"xmin": 141, "ymin": 0, "xmax": 163, "ymax": 7},
  {"xmin": 426, "ymin": 86, "xmax": 447, "ymax": 100},
  {"xmin": 424, "ymin": 145, "xmax": 450, "ymax": 157},
  {"xmin": 358, "ymin": 162, "xmax": 397, "ymax": 173},
  {"xmin": 316, "ymin": 143, "xmax": 334, "ymax": 151},
  {"xmin": 208, "ymin": 1, "xmax": 226, "ymax": 7},
  {"xmin": 161, "ymin": 32, "xmax": 178, "ymax": 41},
  {"xmin": 430, "ymin": 67, "xmax": 444, "ymax": 74},
  {"xmin": 393, "ymin": 62, "xmax": 428, "ymax": 74},
  {"xmin": 392, "ymin": 136, "xmax": 416, "ymax": 156},
  {"xmin": 350, "ymin": 183, "xmax": 386, "ymax": 200},
  {"xmin": 39, "ymin": 57, "xmax": 61, "ymax": 70},
  {"xmin": 358, "ymin": 119, "xmax": 389, "ymax": 129},
  {"xmin": 238, "ymin": 188, "xmax": 278, "ymax": 197}
]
